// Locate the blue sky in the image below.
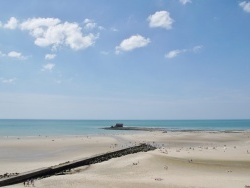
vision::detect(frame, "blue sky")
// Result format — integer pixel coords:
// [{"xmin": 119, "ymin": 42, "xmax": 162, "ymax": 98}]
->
[{"xmin": 0, "ymin": 0, "xmax": 250, "ymax": 119}]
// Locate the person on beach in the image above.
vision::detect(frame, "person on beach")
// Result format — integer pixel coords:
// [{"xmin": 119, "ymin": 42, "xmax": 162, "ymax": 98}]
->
[
  {"xmin": 31, "ymin": 179, "xmax": 35, "ymax": 186},
  {"xmin": 26, "ymin": 180, "xmax": 29, "ymax": 187}
]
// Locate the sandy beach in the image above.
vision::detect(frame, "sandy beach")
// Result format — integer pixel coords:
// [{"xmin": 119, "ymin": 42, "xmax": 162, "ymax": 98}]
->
[{"xmin": 1, "ymin": 131, "xmax": 250, "ymax": 188}]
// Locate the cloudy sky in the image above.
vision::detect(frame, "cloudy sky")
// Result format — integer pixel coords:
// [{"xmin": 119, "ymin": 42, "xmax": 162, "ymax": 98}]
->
[{"xmin": 0, "ymin": 0, "xmax": 250, "ymax": 119}]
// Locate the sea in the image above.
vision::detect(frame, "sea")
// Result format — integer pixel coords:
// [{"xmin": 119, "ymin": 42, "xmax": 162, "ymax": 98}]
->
[{"xmin": 0, "ymin": 119, "xmax": 250, "ymax": 137}]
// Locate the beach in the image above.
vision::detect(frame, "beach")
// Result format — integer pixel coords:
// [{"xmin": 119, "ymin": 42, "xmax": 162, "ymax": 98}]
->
[{"xmin": 1, "ymin": 131, "xmax": 250, "ymax": 188}]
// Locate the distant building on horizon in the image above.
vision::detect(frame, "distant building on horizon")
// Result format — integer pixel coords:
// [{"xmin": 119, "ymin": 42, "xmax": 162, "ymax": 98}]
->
[{"xmin": 111, "ymin": 123, "xmax": 123, "ymax": 128}]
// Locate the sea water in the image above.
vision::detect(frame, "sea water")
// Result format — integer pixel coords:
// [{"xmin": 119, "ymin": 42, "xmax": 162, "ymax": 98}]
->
[{"xmin": 0, "ymin": 119, "xmax": 250, "ymax": 137}]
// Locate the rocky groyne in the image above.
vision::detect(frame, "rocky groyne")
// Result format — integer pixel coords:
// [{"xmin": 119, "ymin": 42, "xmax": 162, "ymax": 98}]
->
[{"xmin": 0, "ymin": 143, "xmax": 156, "ymax": 187}]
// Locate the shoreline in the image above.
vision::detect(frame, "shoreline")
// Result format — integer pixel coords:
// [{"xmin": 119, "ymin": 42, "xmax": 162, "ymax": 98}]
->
[{"xmin": 102, "ymin": 126, "xmax": 250, "ymax": 133}]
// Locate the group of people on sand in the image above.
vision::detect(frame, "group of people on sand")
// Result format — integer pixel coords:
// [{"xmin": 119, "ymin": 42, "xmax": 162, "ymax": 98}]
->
[
  {"xmin": 23, "ymin": 179, "xmax": 35, "ymax": 187},
  {"xmin": 0, "ymin": 172, "xmax": 19, "ymax": 179}
]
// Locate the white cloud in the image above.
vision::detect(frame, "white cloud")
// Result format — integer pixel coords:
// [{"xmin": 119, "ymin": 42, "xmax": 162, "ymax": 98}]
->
[
  {"xmin": 192, "ymin": 45, "xmax": 203, "ymax": 53},
  {"xmin": 179, "ymin": 0, "xmax": 192, "ymax": 5},
  {"xmin": 8, "ymin": 51, "xmax": 21, "ymax": 58},
  {"xmin": 239, "ymin": 1, "xmax": 250, "ymax": 13},
  {"xmin": 0, "ymin": 50, "xmax": 28, "ymax": 60},
  {"xmin": 3, "ymin": 17, "xmax": 18, "ymax": 29},
  {"xmin": 165, "ymin": 49, "xmax": 183, "ymax": 59},
  {"xmin": 7, "ymin": 51, "xmax": 26, "ymax": 60},
  {"xmin": 1, "ymin": 77, "xmax": 16, "ymax": 84},
  {"xmin": 165, "ymin": 45, "xmax": 203, "ymax": 59},
  {"xmin": 147, "ymin": 11, "xmax": 174, "ymax": 30},
  {"xmin": 84, "ymin": 19, "xmax": 97, "ymax": 30},
  {"xmin": 1, "ymin": 17, "xmax": 98, "ymax": 51},
  {"xmin": 45, "ymin": 53, "xmax": 56, "ymax": 60},
  {"xmin": 115, "ymin": 35, "xmax": 150, "ymax": 54},
  {"xmin": 20, "ymin": 17, "xmax": 60, "ymax": 30},
  {"xmin": 64, "ymin": 23, "xmax": 98, "ymax": 50},
  {"xmin": 42, "ymin": 63, "xmax": 55, "ymax": 71}
]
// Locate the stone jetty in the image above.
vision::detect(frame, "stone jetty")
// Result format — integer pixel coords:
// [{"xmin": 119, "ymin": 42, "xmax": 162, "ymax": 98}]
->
[{"xmin": 0, "ymin": 143, "xmax": 156, "ymax": 187}]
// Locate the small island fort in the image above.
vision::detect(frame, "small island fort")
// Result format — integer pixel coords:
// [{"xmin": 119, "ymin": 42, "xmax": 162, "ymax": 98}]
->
[
  {"xmin": 103, "ymin": 123, "xmax": 166, "ymax": 132},
  {"xmin": 110, "ymin": 123, "xmax": 124, "ymax": 128}
]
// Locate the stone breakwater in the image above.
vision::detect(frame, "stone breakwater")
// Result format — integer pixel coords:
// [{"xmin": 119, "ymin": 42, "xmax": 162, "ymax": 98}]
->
[{"xmin": 0, "ymin": 143, "xmax": 156, "ymax": 187}]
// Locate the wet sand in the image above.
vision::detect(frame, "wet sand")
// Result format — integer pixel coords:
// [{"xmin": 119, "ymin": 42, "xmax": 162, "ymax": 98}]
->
[{"xmin": 1, "ymin": 131, "xmax": 250, "ymax": 188}]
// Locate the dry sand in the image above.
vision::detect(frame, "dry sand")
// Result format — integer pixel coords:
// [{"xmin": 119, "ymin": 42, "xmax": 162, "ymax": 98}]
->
[{"xmin": 1, "ymin": 131, "xmax": 250, "ymax": 188}]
